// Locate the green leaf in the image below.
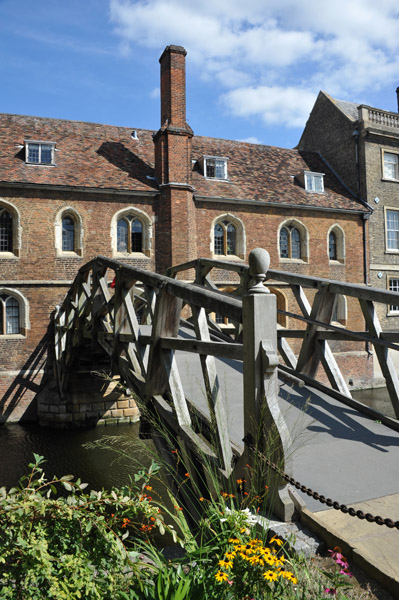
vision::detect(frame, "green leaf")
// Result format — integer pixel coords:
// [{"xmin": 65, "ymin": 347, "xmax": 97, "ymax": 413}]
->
[{"xmin": 62, "ymin": 482, "xmax": 73, "ymax": 492}]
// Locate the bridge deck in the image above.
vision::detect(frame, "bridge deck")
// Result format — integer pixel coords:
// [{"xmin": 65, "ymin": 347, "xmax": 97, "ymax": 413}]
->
[{"xmin": 174, "ymin": 326, "xmax": 399, "ymax": 513}]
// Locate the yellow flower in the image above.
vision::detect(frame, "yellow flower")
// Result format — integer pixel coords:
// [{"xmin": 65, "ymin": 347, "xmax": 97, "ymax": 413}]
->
[
  {"xmin": 270, "ymin": 536, "xmax": 284, "ymax": 547},
  {"xmin": 263, "ymin": 570, "xmax": 278, "ymax": 581},
  {"xmin": 225, "ymin": 551, "xmax": 236, "ymax": 560},
  {"xmin": 228, "ymin": 538, "xmax": 240, "ymax": 544},
  {"xmin": 215, "ymin": 570, "xmax": 228, "ymax": 582},
  {"xmin": 218, "ymin": 559, "xmax": 233, "ymax": 569}
]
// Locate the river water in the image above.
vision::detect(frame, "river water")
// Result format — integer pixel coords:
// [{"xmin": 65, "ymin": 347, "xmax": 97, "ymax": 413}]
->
[
  {"xmin": 0, "ymin": 421, "xmax": 156, "ymax": 492},
  {"xmin": 0, "ymin": 387, "xmax": 395, "ymax": 491}
]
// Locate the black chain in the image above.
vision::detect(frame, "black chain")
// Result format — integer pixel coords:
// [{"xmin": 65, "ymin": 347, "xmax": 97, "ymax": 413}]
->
[{"xmin": 265, "ymin": 458, "xmax": 399, "ymax": 529}]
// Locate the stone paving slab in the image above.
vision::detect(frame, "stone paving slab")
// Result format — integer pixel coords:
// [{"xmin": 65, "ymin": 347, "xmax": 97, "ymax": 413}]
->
[{"xmin": 301, "ymin": 494, "xmax": 399, "ymax": 597}]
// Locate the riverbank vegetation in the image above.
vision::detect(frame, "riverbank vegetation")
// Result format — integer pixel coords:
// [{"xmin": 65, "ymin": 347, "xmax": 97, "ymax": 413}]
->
[{"xmin": 0, "ymin": 452, "xmax": 391, "ymax": 599}]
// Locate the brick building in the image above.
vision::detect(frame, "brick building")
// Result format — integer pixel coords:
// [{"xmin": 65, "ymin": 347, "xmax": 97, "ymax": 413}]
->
[
  {"xmin": 299, "ymin": 90, "xmax": 399, "ymax": 330},
  {"xmin": 0, "ymin": 45, "xmax": 371, "ymax": 424}
]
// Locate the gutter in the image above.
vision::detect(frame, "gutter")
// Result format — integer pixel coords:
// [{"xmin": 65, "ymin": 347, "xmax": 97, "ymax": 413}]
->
[
  {"xmin": 0, "ymin": 180, "xmax": 159, "ymax": 197},
  {"xmin": 194, "ymin": 194, "xmax": 368, "ymax": 215}
]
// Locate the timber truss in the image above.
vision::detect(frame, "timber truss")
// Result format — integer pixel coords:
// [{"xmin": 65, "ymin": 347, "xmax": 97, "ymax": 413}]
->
[{"xmin": 54, "ymin": 251, "xmax": 399, "ymax": 518}]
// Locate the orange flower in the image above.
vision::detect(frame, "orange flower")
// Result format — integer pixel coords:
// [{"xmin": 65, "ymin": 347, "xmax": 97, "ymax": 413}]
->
[
  {"xmin": 185, "ymin": 472, "xmax": 190, "ymax": 477},
  {"xmin": 174, "ymin": 505, "xmax": 183, "ymax": 511}
]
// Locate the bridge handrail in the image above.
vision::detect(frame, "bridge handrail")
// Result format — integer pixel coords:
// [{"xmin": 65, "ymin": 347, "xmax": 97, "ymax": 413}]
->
[{"xmin": 167, "ymin": 257, "xmax": 399, "ymax": 306}]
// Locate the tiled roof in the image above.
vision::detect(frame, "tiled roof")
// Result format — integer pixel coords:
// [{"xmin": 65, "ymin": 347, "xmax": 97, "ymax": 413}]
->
[
  {"xmin": 192, "ymin": 137, "xmax": 367, "ymax": 212},
  {"xmin": 0, "ymin": 113, "xmax": 157, "ymax": 192},
  {"xmin": 0, "ymin": 112, "xmax": 368, "ymax": 212}
]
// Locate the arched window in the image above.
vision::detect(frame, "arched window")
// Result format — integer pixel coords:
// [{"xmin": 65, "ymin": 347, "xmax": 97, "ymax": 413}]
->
[
  {"xmin": 327, "ymin": 225, "xmax": 345, "ymax": 263},
  {"xmin": 117, "ymin": 216, "xmax": 143, "ymax": 253},
  {"xmin": 280, "ymin": 226, "xmax": 301, "ymax": 259},
  {"xmin": 112, "ymin": 208, "xmax": 151, "ymax": 258},
  {"xmin": 62, "ymin": 216, "xmax": 75, "ymax": 252},
  {"xmin": 0, "ymin": 210, "xmax": 13, "ymax": 252},
  {"xmin": 0, "ymin": 289, "xmax": 29, "ymax": 336},
  {"xmin": 55, "ymin": 208, "xmax": 83, "ymax": 257},
  {"xmin": 0, "ymin": 294, "xmax": 20, "ymax": 334},
  {"xmin": 0, "ymin": 202, "xmax": 20, "ymax": 257},
  {"xmin": 329, "ymin": 231, "xmax": 337, "ymax": 260},
  {"xmin": 212, "ymin": 215, "xmax": 245, "ymax": 259},
  {"xmin": 214, "ymin": 221, "xmax": 236, "ymax": 256}
]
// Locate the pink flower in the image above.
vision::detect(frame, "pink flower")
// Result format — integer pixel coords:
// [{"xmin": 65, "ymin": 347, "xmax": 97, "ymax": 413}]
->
[{"xmin": 324, "ymin": 588, "xmax": 337, "ymax": 596}]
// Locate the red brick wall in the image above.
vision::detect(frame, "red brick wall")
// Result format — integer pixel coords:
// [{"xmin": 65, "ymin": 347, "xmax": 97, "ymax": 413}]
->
[{"xmin": 0, "ymin": 186, "xmax": 155, "ymax": 422}]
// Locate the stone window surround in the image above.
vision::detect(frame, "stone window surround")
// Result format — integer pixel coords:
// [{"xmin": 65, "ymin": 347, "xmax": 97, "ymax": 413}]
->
[
  {"xmin": 111, "ymin": 206, "xmax": 152, "ymax": 259},
  {"xmin": 278, "ymin": 218, "xmax": 309, "ymax": 263},
  {"xmin": 0, "ymin": 199, "xmax": 21, "ymax": 258},
  {"xmin": 55, "ymin": 207, "xmax": 84, "ymax": 257},
  {"xmin": 381, "ymin": 148, "xmax": 399, "ymax": 182},
  {"xmin": 210, "ymin": 213, "xmax": 246, "ymax": 260},
  {"xmin": 327, "ymin": 224, "xmax": 345, "ymax": 264},
  {"xmin": 332, "ymin": 294, "xmax": 347, "ymax": 326},
  {"xmin": 0, "ymin": 287, "xmax": 30, "ymax": 337}
]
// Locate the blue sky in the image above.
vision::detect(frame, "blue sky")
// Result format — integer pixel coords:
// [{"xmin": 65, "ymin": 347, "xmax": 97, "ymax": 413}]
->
[{"xmin": 0, "ymin": 0, "xmax": 398, "ymax": 149}]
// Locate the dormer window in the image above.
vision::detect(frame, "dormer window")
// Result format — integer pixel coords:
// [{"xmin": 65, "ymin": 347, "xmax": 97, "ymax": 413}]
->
[
  {"xmin": 25, "ymin": 140, "xmax": 55, "ymax": 165},
  {"xmin": 198, "ymin": 156, "xmax": 228, "ymax": 180},
  {"xmin": 304, "ymin": 171, "xmax": 324, "ymax": 193}
]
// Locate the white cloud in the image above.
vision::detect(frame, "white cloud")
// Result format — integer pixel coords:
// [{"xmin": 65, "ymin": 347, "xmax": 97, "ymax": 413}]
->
[
  {"xmin": 238, "ymin": 136, "xmax": 263, "ymax": 144},
  {"xmin": 149, "ymin": 87, "xmax": 160, "ymax": 99},
  {"xmin": 109, "ymin": 0, "xmax": 399, "ymax": 127},
  {"xmin": 222, "ymin": 86, "xmax": 317, "ymax": 128}
]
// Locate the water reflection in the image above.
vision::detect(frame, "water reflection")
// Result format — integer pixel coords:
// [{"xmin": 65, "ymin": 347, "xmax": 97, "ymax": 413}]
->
[
  {"xmin": 0, "ymin": 422, "xmax": 156, "ymax": 491},
  {"xmin": 352, "ymin": 386, "xmax": 395, "ymax": 419}
]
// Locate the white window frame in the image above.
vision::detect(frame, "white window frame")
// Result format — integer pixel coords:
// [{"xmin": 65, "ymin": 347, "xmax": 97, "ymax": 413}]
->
[
  {"xmin": 25, "ymin": 140, "xmax": 56, "ymax": 166},
  {"xmin": 385, "ymin": 207, "xmax": 399, "ymax": 252},
  {"xmin": 199, "ymin": 156, "xmax": 228, "ymax": 180},
  {"xmin": 304, "ymin": 171, "xmax": 324, "ymax": 193},
  {"xmin": 388, "ymin": 277, "xmax": 399, "ymax": 314},
  {"xmin": 382, "ymin": 150, "xmax": 399, "ymax": 181}
]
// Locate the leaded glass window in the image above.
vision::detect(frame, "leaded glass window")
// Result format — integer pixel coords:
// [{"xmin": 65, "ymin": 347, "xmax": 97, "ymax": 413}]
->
[
  {"xmin": 62, "ymin": 216, "xmax": 75, "ymax": 252},
  {"xmin": 329, "ymin": 231, "xmax": 337, "ymax": 260},
  {"xmin": 280, "ymin": 226, "xmax": 301, "ymax": 259},
  {"xmin": 214, "ymin": 221, "xmax": 236, "ymax": 255},
  {"xmin": 0, "ymin": 210, "xmax": 12, "ymax": 252},
  {"xmin": 117, "ymin": 216, "xmax": 143, "ymax": 253},
  {"xmin": 0, "ymin": 294, "xmax": 20, "ymax": 334}
]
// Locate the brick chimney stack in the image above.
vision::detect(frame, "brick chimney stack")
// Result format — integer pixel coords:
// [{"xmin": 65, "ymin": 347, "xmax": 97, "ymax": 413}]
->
[
  {"xmin": 159, "ymin": 45, "xmax": 188, "ymax": 128},
  {"xmin": 153, "ymin": 45, "xmax": 196, "ymax": 274}
]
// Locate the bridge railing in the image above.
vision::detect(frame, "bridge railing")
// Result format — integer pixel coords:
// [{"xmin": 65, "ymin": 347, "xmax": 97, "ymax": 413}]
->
[
  {"xmin": 168, "ymin": 257, "xmax": 399, "ymax": 426},
  {"xmin": 54, "ymin": 250, "xmax": 295, "ymax": 520}
]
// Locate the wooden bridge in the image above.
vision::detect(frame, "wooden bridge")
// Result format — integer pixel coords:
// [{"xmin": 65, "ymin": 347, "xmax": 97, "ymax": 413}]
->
[{"xmin": 52, "ymin": 249, "xmax": 399, "ymax": 521}]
